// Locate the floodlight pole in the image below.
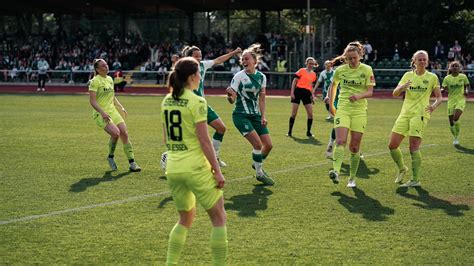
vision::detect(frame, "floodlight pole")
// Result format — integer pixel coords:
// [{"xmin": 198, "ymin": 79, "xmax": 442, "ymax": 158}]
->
[{"xmin": 306, "ymin": 0, "xmax": 311, "ymax": 59}]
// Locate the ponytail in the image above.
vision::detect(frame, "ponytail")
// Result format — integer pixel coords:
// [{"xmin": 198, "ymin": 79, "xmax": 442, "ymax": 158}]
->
[{"xmin": 330, "ymin": 41, "xmax": 364, "ymax": 65}]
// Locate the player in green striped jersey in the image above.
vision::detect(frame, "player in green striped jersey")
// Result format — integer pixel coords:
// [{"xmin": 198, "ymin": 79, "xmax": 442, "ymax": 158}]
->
[
  {"xmin": 226, "ymin": 44, "xmax": 275, "ymax": 186},
  {"xmin": 182, "ymin": 45, "xmax": 242, "ymax": 168},
  {"xmin": 441, "ymin": 61, "xmax": 470, "ymax": 145},
  {"xmin": 389, "ymin": 50, "xmax": 442, "ymax": 187}
]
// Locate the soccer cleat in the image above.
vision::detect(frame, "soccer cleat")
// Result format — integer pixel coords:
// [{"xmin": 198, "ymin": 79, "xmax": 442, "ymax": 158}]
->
[
  {"xmin": 37, "ymin": 88, "xmax": 41, "ymax": 91},
  {"xmin": 329, "ymin": 170, "xmax": 339, "ymax": 184},
  {"xmin": 325, "ymin": 149, "xmax": 333, "ymax": 159},
  {"xmin": 286, "ymin": 132, "xmax": 292, "ymax": 137},
  {"xmin": 453, "ymin": 138, "xmax": 459, "ymax": 145},
  {"xmin": 359, "ymin": 152, "xmax": 365, "ymax": 160},
  {"xmin": 107, "ymin": 157, "xmax": 118, "ymax": 171},
  {"xmin": 129, "ymin": 162, "xmax": 142, "ymax": 172},
  {"xmin": 399, "ymin": 180, "xmax": 421, "ymax": 187},
  {"xmin": 217, "ymin": 158, "xmax": 227, "ymax": 167},
  {"xmin": 42, "ymin": 88, "xmax": 45, "ymax": 91},
  {"xmin": 394, "ymin": 166, "xmax": 409, "ymax": 183},
  {"xmin": 326, "ymin": 115, "xmax": 333, "ymax": 121},
  {"xmin": 252, "ymin": 163, "xmax": 269, "ymax": 177},
  {"xmin": 347, "ymin": 179, "xmax": 356, "ymax": 188},
  {"xmin": 306, "ymin": 132, "xmax": 314, "ymax": 137},
  {"xmin": 256, "ymin": 173, "xmax": 275, "ymax": 186}
]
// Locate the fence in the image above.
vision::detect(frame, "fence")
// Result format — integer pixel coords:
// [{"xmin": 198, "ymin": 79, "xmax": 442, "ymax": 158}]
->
[{"xmin": 2, "ymin": 69, "xmax": 474, "ymax": 90}]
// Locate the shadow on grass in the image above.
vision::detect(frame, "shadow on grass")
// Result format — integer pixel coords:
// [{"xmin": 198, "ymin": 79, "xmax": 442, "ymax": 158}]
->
[
  {"xmin": 158, "ymin": 196, "xmax": 173, "ymax": 208},
  {"xmin": 331, "ymin": 187, "xmax": 394, "ymax": 221},
  {"xmin": 396, "ymin": 186, "xmax": 470, "ymax": 216},
  {"xmin": 289, "ymin": 135, "xmax": 323, "ymax": 146},
  {"xmin": 455, "ymin": 144, "xmax": 474, "ymax": 155},
  {"xmin": 339, "ymin": 159, "xmax": 380, "ymax": 179},
  {"xmin": 224, "ymin": 185, "xmax": 273, "ymax": 217},
  {"xmin": 69, "ymin": 170, "xmax": 132, "ymax": 192}
]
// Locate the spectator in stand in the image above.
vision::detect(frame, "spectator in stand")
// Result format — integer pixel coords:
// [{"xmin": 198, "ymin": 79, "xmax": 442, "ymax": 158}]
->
[
  {"xmin": 447, "ymin": 48, "xmax": 455, "ymax": 62},
  {"xmin": 37, "ymin": 55, "xmax": 49, "ymax": 92},
  {"xmin": 112, "ymin": 58, "xmax": 122, "ymax": 70},
  {"xmin": 393, "ymin": 43, "xmax": 400, "ymax": 61},
  {"xmin": 434, "ymin": 40, "xmax": 445, "ymax": 60},
  {"xmin": 170, "ymin": 54, "xmax": 179, "ymax": 71},
  {"xmin": 400, "ymin": 41, "xmax": 411, "ymax": 59},
  {"xmin": 452, "ymin": 40, "xmax": 462, "ymax": 60},
  {"xmin": 113, "ymin": 69, "xmax": 127, "ymax": 92},
  {"xmin": 363, "ymin": 38, "xmax": 373, "ymax": 62}
]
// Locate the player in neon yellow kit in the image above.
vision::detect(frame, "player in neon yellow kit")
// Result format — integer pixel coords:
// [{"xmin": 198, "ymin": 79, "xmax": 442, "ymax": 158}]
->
[
  {"xmin": 326, "ymin": 41, "xmax": 375, "ymax": 188},
  {"xmin": 441, "ymin": 61, "xmax": 470, "ymax": 145},
  {"xmin": 182, "ymin": 45, "xmax": 242, "ymax": 168},
  {"xmin": 388, "ymin": 50, "xmax": 442, "ymax": 187},
  {"xmin": 162, "ymin": 57, "xmax": 227, "ymax": 265},
  {"xmin": 88, "ymin": 59, "xmax": 141, "ymax": 172}
]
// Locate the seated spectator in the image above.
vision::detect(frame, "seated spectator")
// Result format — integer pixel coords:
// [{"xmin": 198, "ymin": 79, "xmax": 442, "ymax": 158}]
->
[{"xmin": 113, "ymin": 69, "xmax": 127, "ymax": 92}]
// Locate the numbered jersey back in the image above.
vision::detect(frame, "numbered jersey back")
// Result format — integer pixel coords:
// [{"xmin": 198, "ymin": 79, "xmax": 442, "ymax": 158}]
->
[{"xmin": 161, "ymin": 90, "xmax": 210, "ymax": 173}]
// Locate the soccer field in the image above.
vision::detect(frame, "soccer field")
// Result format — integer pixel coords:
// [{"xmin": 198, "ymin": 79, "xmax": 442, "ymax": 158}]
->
[{"xmin": 0, "ymin": 94, "xmax": 473, "ymax": 264}]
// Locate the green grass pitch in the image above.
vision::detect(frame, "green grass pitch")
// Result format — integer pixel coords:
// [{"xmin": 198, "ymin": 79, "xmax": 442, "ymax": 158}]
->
[{"xmin": 0, "ymin": 94, "xmax": 473, "ymax": 264}]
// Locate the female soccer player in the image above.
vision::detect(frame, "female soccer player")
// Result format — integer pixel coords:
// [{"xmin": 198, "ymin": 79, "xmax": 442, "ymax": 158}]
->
[
  {"xmin": 441, "ymin": 61, "xmax": 470, "ymax": 145},
  {"xmin": 388, "ymin": 50, "xmax": 442, "ymax": 187},
  {"xmin": 182, "ymin": 45, "xmax": 242, "ymax": 167},
  {"xmin": 287, "ymin": 57, "xmax": 318, "ymax": 137},
  {"xmin": 315, "ymin": 60, "xmax": 335, "ymax": 121},
  {"xmin": 162, "ymin": 57, "xmax": 227, "ymax": 265},
  {"xmin": 226, "ymin": 43, "xmax": 275, "ymax": 186},
  {"xmin": 326, "ymin": 41, "xmax": 375, "ymax": 188},
  {"xmin": 88, "ymin": 59, "xmax": 141, "ymax": 172}
]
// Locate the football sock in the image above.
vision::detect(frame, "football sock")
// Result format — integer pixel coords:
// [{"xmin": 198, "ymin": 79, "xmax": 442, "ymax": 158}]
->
[
  {"xmin": 108, "ymin": 139, "xmax": 117, "ymax": 157},
  {"xmin": 349, "ymin": 152, "xmax": 360, "ymax": 179},
  {"xmin": 211, "ymin": 226, "xmax": 228, "ymax": 266},
  {"xmin": 166, "ymin": 223, "xmax": 188, "ymax": 265},
  {"xmin": 307, "ymin": 118, "xmax": 313, "ymax": 134},
  {"xmin": 390, "ymin": 148, "xmax": 406, "ymax": 171},
  {"xmin": 252, "ymin": 150, "xmax": 263, "ymax": 174},
  {"xmin": 123, "ymin": 142, "xmax": 135, "ymax": 161},
  {"xmin": 410, "ymin": 150, "xmax": 422, "ymax": 182},
  {"xmin": 212, "ymin": 132, "xmax": 224, "ymax": 156},
  {"xmin": 449, "ymin": 125, "xmax": 456, "ymax": 138},
  {"xmin": 333, "ymin": 145, "xmax": 345, "ymax": 173},
  {"xmin": 331, "ymin": 128, "xmax": 336, "ymax": 141},
  {"xmin": 288, "ymin": 117, "xmax": 295, "ymax": 134},
  {"xmin": 454, "ymin": 121, "xmax": 460, "ymax": 138}
]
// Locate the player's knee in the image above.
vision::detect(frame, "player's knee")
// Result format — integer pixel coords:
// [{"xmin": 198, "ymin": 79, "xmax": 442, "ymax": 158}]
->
[
  {"xmin": 336, "ymin": 139, "xmax": 346, "ymax": 146},
  {"xmin": 120, "ymin": 131, "xmax": 129, "ymax": 140},
  {"xmin": 349, "ymin": 145, "xmax": 359, "ymax": 153}
]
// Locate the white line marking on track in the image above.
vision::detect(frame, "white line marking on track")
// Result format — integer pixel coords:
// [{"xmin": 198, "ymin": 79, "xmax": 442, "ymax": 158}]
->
[{"xmin": 0, "ymin": 144, "xmax": 439, "ymax": 225}]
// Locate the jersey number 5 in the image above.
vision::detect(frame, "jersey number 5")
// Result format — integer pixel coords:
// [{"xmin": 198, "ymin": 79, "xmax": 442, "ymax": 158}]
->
[{"xmin": 164, "ymin": 110, "xmax": 183, "ymax": 141}]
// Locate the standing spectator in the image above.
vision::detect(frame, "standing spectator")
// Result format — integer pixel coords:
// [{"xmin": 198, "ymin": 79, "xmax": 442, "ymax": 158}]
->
[
  {"xmin": 37, "ymin": 55, "xmax": 49, "ymax": 92},
  {"xmin": 112, "ymin": 58, "xmax": 122, "ymax": 70},
  {"xmin": 113, "ymin": 69, "xmax": 127, "ymax": 92},
  {"xmin": 276, "ymin": 56, "xmax": 288, "ymax": 89},
  {"xmin": 447, "ymin": 48, "xmax": 455, "ymax": 62},
  {"xmin": 400, "ymin": 41, "xmax": 411, "ymax": 59},
  {"xmin": 393, "ymin": 43, "xmax": 400, "ymax": 61},
  {"xmin": 363, "ymin": 38, "xmax": 373, "ymax": 62},
  {"xmin": 434, "ymin": 40, "xmax": 445, "ymax": 60},
  {"xmin": 452, "ymin": 40, "xmax": 462, "ymax": 60}
]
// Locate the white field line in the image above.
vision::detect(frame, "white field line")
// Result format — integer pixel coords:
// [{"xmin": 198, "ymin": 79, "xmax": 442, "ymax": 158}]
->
[{"xmin": 0, "ymin": 144, "xmax": 439, "ymax": 225}]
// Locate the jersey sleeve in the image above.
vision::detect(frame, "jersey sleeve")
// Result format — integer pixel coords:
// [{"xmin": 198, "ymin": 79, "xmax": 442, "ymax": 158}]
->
[
  {"xmin": 442, "ymin": 76, "xmax": 448, "ymax": 87},
  {"xmin": 88, "ymin": 77, "xmax": 98, "ymax": 92},
  {"xmin": 261, "ymin": 73, "xmax": 267, "ymax": 88},
  {"xmin": 230, "ymin": 72, "xmax": 241, "ymax": 92},
  {"xmin": 366, "ymin": 66, "xmax": 376, "ymax": 86},
  {"xmin": 295, "ymin": 68, "xmax": 304, "ymax": 78},
  {"xmin": 463, "ymin": 74, "xmax": 470, "ymax": 85},
  {"xmin": 398, "ymin": 72, "xmax": 410, "ymax": 86},
  {"xmin": 190, "ymin": 97, "xmax": 208, "ymax": 124},
  {"xmin": 317, "ymin": 70, "xmax": 325, "ymax": 83},
  {"xmin": 202, "ymin": 60, "xmax": 214, "ymax": 71},
  {"xmin": 332, "ymin": 68, "xmax": 341, "ymax": 84}
]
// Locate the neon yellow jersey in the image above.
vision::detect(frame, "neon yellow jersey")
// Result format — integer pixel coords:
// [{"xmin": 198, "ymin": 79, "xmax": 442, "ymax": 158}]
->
[
  {"xmin": 332, "ymin": 63, "xmax": 375, "ymax": 112},
  {"xmin": 442, "ymin": 73, "xmax": 469, "ymax": 105},
  {"xmin": 161, "ymin": 89, "xmax": 210, "ymax": 174},
  {"xmin": 88, "ymin": 75, "xmax": 115, "ymax": 113},
  {"xmin": 398, "ymin": 70, "xmax": 440, "ymax": 118}
]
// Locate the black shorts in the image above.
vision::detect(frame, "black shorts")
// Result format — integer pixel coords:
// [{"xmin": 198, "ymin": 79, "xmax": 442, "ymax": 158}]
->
[{"xmin": 291, "ymin": 87, "xmax": 312, "ymax": 105}]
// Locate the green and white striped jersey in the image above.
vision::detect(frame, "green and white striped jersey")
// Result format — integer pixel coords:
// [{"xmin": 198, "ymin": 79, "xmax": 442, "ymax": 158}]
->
[
  {"xmin": 193, "ymin": 60, "xmax": 214, "ymax": 97},
  {"xmin": 230, "ymin": 70, "xmax": 267, "ymax": 115}
]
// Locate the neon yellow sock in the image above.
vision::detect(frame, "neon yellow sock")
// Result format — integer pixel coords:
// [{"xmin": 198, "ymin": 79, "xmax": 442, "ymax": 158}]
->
[
  {"xmin": 349, "ymin": 152, "xmax": 360, "ymax": 179},
  {"xmin": 333, "ymin": 145, "xmax": 345, "ymax": 173},
  {"xmin": 410, "ymin": 150, "xmax": 422, "ymax": 182},
  {"xmin": 454, "ymin": 121, "xmax": 460, "ymax": 138},
  {"xmin": 123, "ymin": 142, "xmax": 135, "ymax": 161},
  {"xmin": 390, "ymin": 148, "xmax": 406, "ymax": 171},
  {"xmin": 166, "ymin": 223, "xmax": 188, "ymax": 266},
  {"xmin": 211, "ymin": 226, "xmax": 228, "ymax": 266}
]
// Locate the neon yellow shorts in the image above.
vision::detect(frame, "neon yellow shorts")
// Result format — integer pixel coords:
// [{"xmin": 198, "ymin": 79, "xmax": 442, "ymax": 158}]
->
[
  {"xmin": 334, "ymin": 109, "xmax": 367, "ymax": 133},
  {"xmin": 166, "ymin": 169, "xmax": 223, "ymax": 211},
  {"xmin": 391, "ymin": 114, "xmax": 428, "ymax": 138},
  {"xmin": 447, "ymin": 100, "xmax": 466, "ymax": 116},
  {"xmin": 93, "ymin": 108, "xmax": 124, "ymax": 129}
]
